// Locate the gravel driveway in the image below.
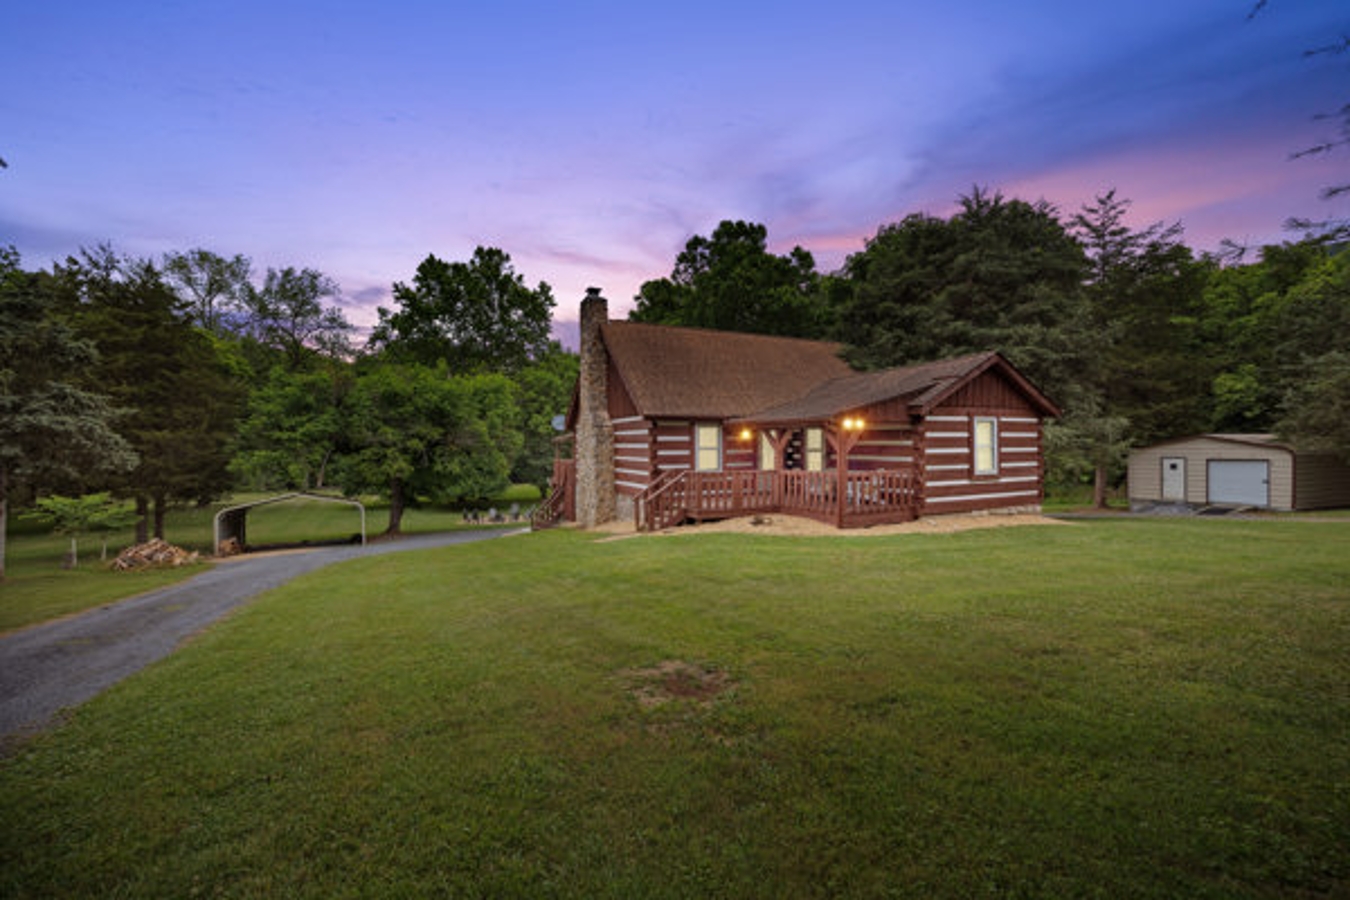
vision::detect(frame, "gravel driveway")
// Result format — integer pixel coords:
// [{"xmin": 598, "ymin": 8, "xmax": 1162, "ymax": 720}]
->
[{"xmin": 0, "ymin": 529, "xmax": 525, "ymax": 751}]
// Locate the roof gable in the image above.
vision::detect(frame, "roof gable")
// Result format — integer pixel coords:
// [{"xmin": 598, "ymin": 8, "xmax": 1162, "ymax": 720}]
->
[
  {"xmin": 914, "ymin": 352, "xmax": 1060, "ymax": 417},
  {"xmin": 738, "ymin": 351, "xmax": 1060, "ymax": 425}
]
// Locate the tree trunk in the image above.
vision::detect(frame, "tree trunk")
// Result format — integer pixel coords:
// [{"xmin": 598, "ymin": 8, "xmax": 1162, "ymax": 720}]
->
[
  {"xmin": 386, "ymin": 479, "xmax": 405, "ymax": 534},
  {"xmin": 135, "ymin": 495, "xmax": 149, "ymax": 544},
  {"xmin": 1093, "ymin": 464, "xmax": 1109, "ymax": 509},
  {"xmin": 0, "ymin": 465, "xmax": 8, "ymax": 582},
  {"xmin": 153, "ymin": 494, "xmax": 167, "ymax": 540},
  {"xmin": 316, "ymin": 448, "xmax": 332, "ymax": 489}
]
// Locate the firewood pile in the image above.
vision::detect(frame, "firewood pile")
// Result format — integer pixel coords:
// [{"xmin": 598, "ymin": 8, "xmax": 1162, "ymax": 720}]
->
[{"xmin": 111, "ymin": 538, "xmax": 201, "ymax": 571}]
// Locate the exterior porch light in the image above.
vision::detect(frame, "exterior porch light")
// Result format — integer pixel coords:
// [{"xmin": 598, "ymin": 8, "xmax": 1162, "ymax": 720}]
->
[
  {"xmin": 841, "ymin": 416, "xmax": 865, "ymax": 431},
  {"xmin": 738, "ymin": 427, "xmax": 753, "ymax": 441}
]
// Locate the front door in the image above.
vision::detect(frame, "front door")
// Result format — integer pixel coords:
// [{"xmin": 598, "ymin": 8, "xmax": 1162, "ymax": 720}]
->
[{"xmin": 1161, "ymin": 457, "xmax": 1186, "ymax": 501}]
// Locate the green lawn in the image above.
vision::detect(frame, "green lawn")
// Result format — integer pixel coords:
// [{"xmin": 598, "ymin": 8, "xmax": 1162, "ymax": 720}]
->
[
  {"xmin": 2, "ymin": 518, "xmax": 1347, "ymax": 898},
  {"xmin": 0, "ymin": 488, "xmax": 537, "ymax": 633}
]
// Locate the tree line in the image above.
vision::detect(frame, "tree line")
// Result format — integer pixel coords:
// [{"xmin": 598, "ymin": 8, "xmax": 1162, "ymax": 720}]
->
[
  {"xmin": 631, "ymin": 191, "xmax": 1350, "ymax": 503},
  {"xmin": 4, "ymin": 186, "xmax": 1348, "ymax": 576},
  {"xmin": 1, "ymin": 244, "xmax": 575, "ymax": 578}
]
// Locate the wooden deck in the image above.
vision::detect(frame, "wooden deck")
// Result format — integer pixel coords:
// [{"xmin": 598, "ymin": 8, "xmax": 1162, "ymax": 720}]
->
[{"xmin": 634, "ymin": 469, "xmax": 919, "ymax": 532}]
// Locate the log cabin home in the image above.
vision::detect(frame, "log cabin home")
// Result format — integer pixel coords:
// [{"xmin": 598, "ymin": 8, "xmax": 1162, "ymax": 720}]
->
[{"xmin": 533, "ymin": 289, "xmax": 1060, "ymax": 532}]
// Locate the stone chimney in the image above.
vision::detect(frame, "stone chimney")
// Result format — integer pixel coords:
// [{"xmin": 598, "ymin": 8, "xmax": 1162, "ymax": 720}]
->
[{"xmin": 574, "ymin": 287, "xmax": 616, "ymax": 527}]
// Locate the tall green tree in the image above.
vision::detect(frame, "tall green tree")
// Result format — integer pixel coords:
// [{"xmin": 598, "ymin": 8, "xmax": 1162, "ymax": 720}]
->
[
  {"xmin": 243, "ymin": 266, "xmax": 353, "ymax": 370},
  {"xmin": 55, "ymin": 247, "xmax": 242, "ymax": 541},
  {"xmin": 162, "ymin": 248, "xmax": 252, "ymax": 335},
  {"xmin": 1278, "ymin": 350, "xmax": 1350, "ymax": 463},
  {"xmin": 1270, "ymin": 249, "xmax": 1350, "ymax": 459},
  {"xmin": 231, "ymin": 365, "xmax": 351, "ymax": 491},
  {"xmin": 837, "ymin": 190, "xmax": 1094, "ymax": 394},
  {"xmin": 370, "ymin": 247, "xmax": 555, "ymax": 372},
  {"xmin": 0, "ymin": 247, "xmax": 137, "ymax": 579},
  {"xmin": 1199, "ymin": 240, "xmax": 1327, "ymax": 431},
  {"xmin": 451, "ymin": 372, "xmax": 525, "ymax": 505},
  {"xmin": 1267, "ymin": 245, "xmax": 1350, "ymax": 367},
  {"xmin": 1071, "ymin": 190, "xmax": 1210, "ymax": 504},
  {"xmin": 335, "ymin": 364, "xmax": 521, "ymax": 533},
  {"xmin": 510, "ymin": 344, "xmax": 579, "ymax": 493},
  {"xmin": 630, "ymin": 220, "xmax": 829, "ymax": 337}
]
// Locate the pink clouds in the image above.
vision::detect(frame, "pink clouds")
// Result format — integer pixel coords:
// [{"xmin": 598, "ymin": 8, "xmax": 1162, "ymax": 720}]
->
[
  {"xmin": 3, "ymin": 1, "xmax": 1344, "ymax": 341},
  {"xmin": 1002, "ymin": 128, "xmax": 1345, "ymax": 251}
]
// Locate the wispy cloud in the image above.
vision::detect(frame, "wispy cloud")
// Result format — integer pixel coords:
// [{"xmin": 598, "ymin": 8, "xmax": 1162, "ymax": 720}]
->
[{"xmin": 3, "ymin": 0, "xmax": 1344, "ymax": 328}]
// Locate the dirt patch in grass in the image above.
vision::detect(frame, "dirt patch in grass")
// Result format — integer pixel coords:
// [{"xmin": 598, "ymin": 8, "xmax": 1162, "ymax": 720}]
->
[{"xmin": 620, "ymin": 660, "xmax": 733, "ymax": 709}]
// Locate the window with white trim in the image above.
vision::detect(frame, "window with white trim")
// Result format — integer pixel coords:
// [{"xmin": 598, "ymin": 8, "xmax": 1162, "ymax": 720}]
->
[
  {"xmin": 758, "ymin": 433, "xmax": 776, "ymax": 470},
  {"xmin": 973, "ymin": 417, "xmax": 998, "ymax": 475},
  {"xmin": 804, "ymin": 427, "xmax": 825, "ymax": 472},
  {"xmin": 695, "ymin": 423, "xmax": 722, "ymax": 471}
]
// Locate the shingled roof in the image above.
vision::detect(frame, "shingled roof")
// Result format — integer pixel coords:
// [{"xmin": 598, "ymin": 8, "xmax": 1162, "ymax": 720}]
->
[
  {"xmin": 573, "ymin": 318, "xmax": 1058, "ymax": 428},
  {"xmin": 600, "ymin": 321, "xmax": 855, "ymax": 419},
  {"xmin": 737, "ymin": 351, "xmax": 1060, "ymax": 425}
]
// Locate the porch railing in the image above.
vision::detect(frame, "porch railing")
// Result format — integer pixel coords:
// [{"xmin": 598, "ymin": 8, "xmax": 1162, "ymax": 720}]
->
[
  {"xmin": 633, "ymin": 470, "xmax": 694, "ymax": 533},
  {"xmin": 530, "ymin": 458, "xmax": 576, "ymax": 531},
  {"xmin": 633, "ymin": 468, "xmax": 918, "ymax": 532}
]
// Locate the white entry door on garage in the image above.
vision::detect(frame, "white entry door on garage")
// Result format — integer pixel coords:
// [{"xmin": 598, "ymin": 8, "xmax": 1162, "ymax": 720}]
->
[
  {"xmin": 1207, "ymin": 460, "xmax": 1270, "ymax": 507},
  {"xmin": 1161, "ymin": 457, "xmax": 1186, "ymax": 501}
]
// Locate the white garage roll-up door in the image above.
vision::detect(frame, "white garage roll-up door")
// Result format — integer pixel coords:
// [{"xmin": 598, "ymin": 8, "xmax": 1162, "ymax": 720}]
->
[{"xmin": 1207, "ymin": 460, "xmax": 1270, "ymax": 507}]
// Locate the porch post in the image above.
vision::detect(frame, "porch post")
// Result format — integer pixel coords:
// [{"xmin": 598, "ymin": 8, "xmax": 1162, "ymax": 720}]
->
[
  {"xmin": 769, "ymin": 429, "xmax": 792, "ymax": 470},
  {"xmin": 829, "ymin": 424, "xmax": 864, "ymax": 528},
  {"xmin": 912, "ymin": 420, "xmax": 926, "ymax": 518},
  {"xmin": 731, "ymin": 462, "xmax": 743, "ymax": 518},
  {"xmin": 768, "ymin": 428, "xmax": 792, "ymax": 507},
  {"xmin": 835, "ymin": 428, "xmax": 847, "ymax": 527}
]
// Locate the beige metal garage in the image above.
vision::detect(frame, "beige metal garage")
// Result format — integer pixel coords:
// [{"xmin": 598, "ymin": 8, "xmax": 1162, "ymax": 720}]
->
[{"xmin": 1128, "ymin": 434, "xmax": 1350, "ymax": 512}]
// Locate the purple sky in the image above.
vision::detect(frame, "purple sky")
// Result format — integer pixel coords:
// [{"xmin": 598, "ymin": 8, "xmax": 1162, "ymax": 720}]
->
[{"xmin": 2, "ymin": 2, "xmax": 1345, "ymax": 340}]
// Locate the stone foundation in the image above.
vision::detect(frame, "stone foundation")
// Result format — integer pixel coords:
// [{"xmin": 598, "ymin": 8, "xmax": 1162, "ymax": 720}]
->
[
  {"xmin": 615, "ymin": 492, "xmax": 635, "ymax": 524},
  {"xmin": 926, "ymin": 503, "xmax": 1044, "ymax": 519}
]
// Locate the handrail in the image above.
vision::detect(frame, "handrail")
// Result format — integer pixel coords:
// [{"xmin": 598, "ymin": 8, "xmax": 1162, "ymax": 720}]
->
[
  {"xmin": 531, "ymin": 459, "xmax": 576, "ymax": 531},
  {"xmin": 643, "ymin": 470, "xmax": 682, "ymax": 503},
  {"xmin": 631, "ymin": 467, "xmax": 919, "ymax": 533},
  {"xmin": 529, "ymin": 484, "xmax": 566, "ymax": 530},
  {"xmin": 635, "ymin": 470, "xmax": 688, "ymax": 532}
]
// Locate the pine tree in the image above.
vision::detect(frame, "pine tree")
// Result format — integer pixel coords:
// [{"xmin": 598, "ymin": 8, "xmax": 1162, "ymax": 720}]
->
[
  {"xmin": 0, "ymin": 248, "xmax": 137, "ymax": 579},
  {"xmin": 54, "ymin": 248, "xmax": 242, "ymax": 541}
]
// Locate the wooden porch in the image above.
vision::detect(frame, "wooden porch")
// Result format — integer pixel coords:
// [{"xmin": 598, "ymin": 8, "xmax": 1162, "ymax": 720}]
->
[
  {"xmin": 532, "ymin": 447, "xmax": 921, "ymax": 533},
  {"xmin": 633, "ymin": 468, "xmax": 919, "ymax": 532}
]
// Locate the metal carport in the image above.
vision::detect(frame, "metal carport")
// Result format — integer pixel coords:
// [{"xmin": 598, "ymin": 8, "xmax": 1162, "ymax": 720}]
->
[{"xmin": 213, "ymin": 493, "xmax": 366, "ymax": 555}]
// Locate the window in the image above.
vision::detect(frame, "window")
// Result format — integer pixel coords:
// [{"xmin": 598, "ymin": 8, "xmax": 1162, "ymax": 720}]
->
[
  {"xmin": 804, "ymin": 427, "xmax": 825, "ymax": 472},
  {"xmin": 973, "ymin": 417, "xmax": 998, "ymax": 475},
  {"xmin": 759, "ymin": 433, "xmax": 776, "ymax": 471},
  {"xmin": 695, "ymin": 423, "xmax": 722, "ymax": 471}
]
